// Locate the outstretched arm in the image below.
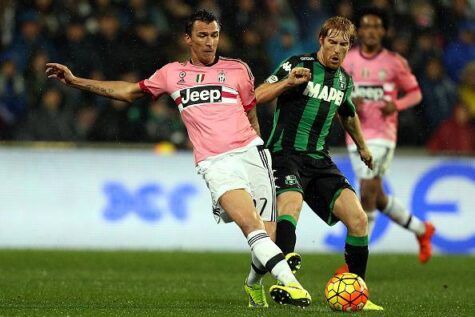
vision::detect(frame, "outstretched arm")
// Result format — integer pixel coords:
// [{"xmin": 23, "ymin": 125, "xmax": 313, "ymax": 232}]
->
[
  {"xmin": 255, "ymin": 67, "xmax": 311, "ymax": 104},
  {"xmin": 339, "ymin": 114, "xmax": 373, "ymax": 170},
  {"xmin": 46, "ymin": 63, "xmax": 145, "ymax": 103}
]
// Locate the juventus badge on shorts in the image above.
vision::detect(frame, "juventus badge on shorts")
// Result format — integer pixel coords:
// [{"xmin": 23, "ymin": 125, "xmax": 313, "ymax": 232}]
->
[
  {"xmin": 178, "ymin": 71, "xmax": 186, "ymax": 84},
  {"xmin": 218, "ymin": 70, "xmax": 226, "ymax": 83}
]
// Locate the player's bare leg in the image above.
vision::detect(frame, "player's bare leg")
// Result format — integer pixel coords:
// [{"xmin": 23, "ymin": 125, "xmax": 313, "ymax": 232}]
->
[
  {"xmin": 219, "ymin": 189, "xmax": 311, "ymax": 307},
  {"xmin": 275, "ymin": 191, "xmax": 304, "ymax": 273},
  {"xmin": 333, "ymin": 189, "xmax": 383, "ymax": 311},
  {"xmin": 360, "ymin": 178, "xmax": 380, "ymax": 235}
]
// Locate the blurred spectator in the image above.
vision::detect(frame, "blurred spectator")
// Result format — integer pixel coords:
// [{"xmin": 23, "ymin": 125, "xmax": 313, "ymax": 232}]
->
[
  {"xmin": 0, "ymin": 57, "xmax": 26, "ymax": 139},
  {"xmin": 6, "ymin": 10, "xmax": 54, "ymax": 72},
  {"xmin": 92, "ymin": 12, "xmax": 130, "ymax": 79},
  {"xmin": 458, "ymin": 61, "xmax": 475, "ymax": 121},
  {"xmin": 34, "ymin": 0, "xmax": 62, "ymax": 37},
  {"xmin": 15, "ymin": 87, "xmax": 75, "ymax": 141},
  {"xmin": 127, "ymin": 19, "xmax": 165, "ymax": 78},
  {"xmin": 74, "ymin": 103, "xmax": 98, "ymax": 141},
  {"xmin": 237, "ymin": 28, "xmax": 270, "ymax": 83},
  {"xmin": 391, "ymin": 34, "xmax": 411, "ymax": 58},
  {"xmin": 426, "ymin": 103, "xmax": 475, "ymax": 155},
  {"xmin": 267, "ymin": 28, "xmax": 303, "ymax": 69},
  {"xmin": 24, "ymin": 50, "xmax": 49, "ymax": 109},
  {"xmin": 409, "ymin": 30, "xmax": 441, "ymax": 77},
  {"xmin": 89, "ymin": 97, "xmax": 145, "ymax": 142},
  {"xmin": 419, "ymin": 57, "xmax": 458, "ymax": 134},
  {"xmin": 436, "ymin": 0, "xmax": 475, "ymax": 41},
  {"xmin": 0, "ymin": 0, "xmax": 471, "ymax": 149},
  {"xmin": 1, "ymin": 0, "xmax": 15, "ymax": 50},
  {"xmin": 335, "ymin": 0, "xmax": 354, "ymax": 20},
  {"xmin": 59, "ymin": 17, "xmax": 99, "ymax": 78},
  {"xmin": 290, "ymin": 0, "xmax": 329, "ymax": 52},
  {"xmin": 123, "ymin": 0, "xmax": 170, "ymax": 34},
  {"xmin": 443, "ymin": 21, "xmax": 475, "ymax": 82},
  {"xmin": 409, "ymin": 0, "xmax": 436, "ymax": 32},
  {"xmin": 232, "ymin": 0, "xmax": 260, "ymax": 30}
]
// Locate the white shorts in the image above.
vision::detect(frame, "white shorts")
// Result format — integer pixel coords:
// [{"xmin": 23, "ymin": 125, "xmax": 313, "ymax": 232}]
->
[
  {"xmin": 348, "ymin": 144, "xmax": 395, "ymax": 179},
  {"xmin": 196, "ymin": 145, "xmax": 276, "ymax": 223}
]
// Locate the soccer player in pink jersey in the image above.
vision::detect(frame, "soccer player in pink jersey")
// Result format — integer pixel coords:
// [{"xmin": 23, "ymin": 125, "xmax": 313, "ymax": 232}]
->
[
  {"xmin": 46, "ymin": 10, "xmax": 311, "ymax": 308},
  {"xmin": 341, "ymin": 7, "xmax": 436, "ymax": 265}
]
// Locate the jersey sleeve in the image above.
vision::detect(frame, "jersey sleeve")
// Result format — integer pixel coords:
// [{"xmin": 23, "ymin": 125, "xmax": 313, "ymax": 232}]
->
[
  {"xmin": 265, "ymin": 56, "xmax": 301, "ymax": 83},
  {"xmin": 139, "ymin": 65, "xmax": 168, "ymax": 99},
  {"xmin": 237, "ymin": 62, "xmax": 257, "ymax": 111},
  {"xmin": 394, "ymin": 54, "xmax": 420, "ymax": 92},
  {"xmin": 338, "ymin": 76, "xmax": 356, "ymax": 117}
]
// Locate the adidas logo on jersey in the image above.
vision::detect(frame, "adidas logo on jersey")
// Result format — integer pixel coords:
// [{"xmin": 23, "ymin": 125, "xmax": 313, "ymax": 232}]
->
[
  {"xmin": 303, "ymin": 82, "xmax": 345, "ymax": 105},
  {"xmin": 352, "ymin": 85, "xmax": 384, "ymax": 101},
  {"xmin": 180, "ymin": 85, "xmax": 222, "ymax": 106}
]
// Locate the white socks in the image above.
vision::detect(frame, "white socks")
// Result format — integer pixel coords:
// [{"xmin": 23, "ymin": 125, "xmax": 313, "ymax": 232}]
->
[
  {"xmin": 247, "ymin": 229, "xmax": 299, "ymax": 286},
  {"xmin": 382, "ymin": 196, "xmax": 425, "ymax": 236},
  {"xmin": 246, "ymin": 252, "xmax": 266, "ymax": 285}
]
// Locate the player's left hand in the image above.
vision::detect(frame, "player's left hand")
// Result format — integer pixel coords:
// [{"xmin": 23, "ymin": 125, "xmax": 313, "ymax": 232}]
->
[
  {"xmin": 381, "ymin": 100, "xmax": 397, "ymax": 116},
  {"xmin": 358, "ymin": 146, "xmax": 373, "ymax": 170}
]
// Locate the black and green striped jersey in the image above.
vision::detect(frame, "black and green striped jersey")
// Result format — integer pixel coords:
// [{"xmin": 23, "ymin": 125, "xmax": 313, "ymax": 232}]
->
[{"xmin": 265, "ymin": 53, "xmax": 356, "ymax": 159}]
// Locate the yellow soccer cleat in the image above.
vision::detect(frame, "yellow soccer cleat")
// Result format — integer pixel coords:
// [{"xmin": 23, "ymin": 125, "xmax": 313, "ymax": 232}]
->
[
  {"xmin": 269, "ymin": 282, "xmax": 311, "ymax": 308},
  {"xmin": 244, "ymin": 282, "xmax": 268, "ymax": 308},
  {"xmin": 363, "ymin": 299, "xmax": 384, "ymax": 311},
  {"xmin": 285, "ymin": 252, "xmax": 302, "ymax": 274}
]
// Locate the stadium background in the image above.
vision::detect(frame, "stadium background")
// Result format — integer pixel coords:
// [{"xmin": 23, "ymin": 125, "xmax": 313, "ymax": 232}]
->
[
  {"xmin": 0, "ymin": 1, "xmax": 474, "ymax": 252},
  {"xmin": 0, "ymin": 1, "xmax": 474, "ymax": 316}
]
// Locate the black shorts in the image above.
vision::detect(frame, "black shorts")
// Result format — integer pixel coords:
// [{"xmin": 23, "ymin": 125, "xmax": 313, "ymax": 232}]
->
[{"xmin": 272, "ymin": 152, "xmax": 354, "ymax": 226}]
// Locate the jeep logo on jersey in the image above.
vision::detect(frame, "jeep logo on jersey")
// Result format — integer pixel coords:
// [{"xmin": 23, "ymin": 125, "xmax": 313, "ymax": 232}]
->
[
  {"xmin": 352, "ymin": 85, "xmax": 384, "ymax": 101},
  {"xmin": 302, "ymin": 82, "xmax": 345, "ymax": 105},
  {"xmin": 180, "ymin": 85, "xmax": 222, "ymax": 107}
]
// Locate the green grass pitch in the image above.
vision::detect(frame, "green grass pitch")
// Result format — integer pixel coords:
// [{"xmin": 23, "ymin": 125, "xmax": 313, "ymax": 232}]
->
[{"xmin": 0, "ymin": 250, "xmax": 474, "ymax": 316}]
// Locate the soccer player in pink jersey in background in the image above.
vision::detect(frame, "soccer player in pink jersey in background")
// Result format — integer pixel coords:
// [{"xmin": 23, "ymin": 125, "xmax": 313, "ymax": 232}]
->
[
  {"xmin": 341, "ymin": 7, "xmax": 436, "ymax": 267},
  {"xmin": 46, "ymin": 10, "xmax": 311, "ymax": 308}
]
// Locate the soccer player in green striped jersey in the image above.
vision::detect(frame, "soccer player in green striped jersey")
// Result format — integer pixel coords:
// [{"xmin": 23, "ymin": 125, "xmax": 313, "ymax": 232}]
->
[{"xmin": 256, "ymin": 16, "xmax": 383, "ymax": 311}]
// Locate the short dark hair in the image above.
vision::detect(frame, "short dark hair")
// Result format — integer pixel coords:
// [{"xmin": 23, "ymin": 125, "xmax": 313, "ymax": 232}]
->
[
  {"xmin": 185, "ymin": 9, "xmax": 220, "ymax": 36},
  {"xmin": 319, "ymin": 16, "xmax": 356, "ymax": 45},
  {"xmin": 356, "ymin": 7, "xmax": 389, "ymax": 30}
]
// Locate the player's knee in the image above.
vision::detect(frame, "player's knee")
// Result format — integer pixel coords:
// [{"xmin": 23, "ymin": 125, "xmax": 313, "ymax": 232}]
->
[
  {"xmin": 241, "ymin": 216, "xmax": 265, "ymax": 236},
  {"xmin": 347, "ymin": 210, "xmax": 368, "ymax": 236},
  {"xmin": 279, "ymin": 201, "xmax": 302, "ymax": 219}
]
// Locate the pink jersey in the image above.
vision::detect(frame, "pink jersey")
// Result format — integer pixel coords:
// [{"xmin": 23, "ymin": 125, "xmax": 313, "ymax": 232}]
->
[
  {"xmin": 139, "ymin": 57, "xmax": 259, "ymax": 163},
  {"xmin": 342, "ymin": 48, "xmax": 420, "ymax": 148}
]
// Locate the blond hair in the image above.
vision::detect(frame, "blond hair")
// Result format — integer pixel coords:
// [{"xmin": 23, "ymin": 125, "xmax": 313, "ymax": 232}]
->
[{"xmin": 319, "ymin": 16, "xmax": 356, "ymax": 45}]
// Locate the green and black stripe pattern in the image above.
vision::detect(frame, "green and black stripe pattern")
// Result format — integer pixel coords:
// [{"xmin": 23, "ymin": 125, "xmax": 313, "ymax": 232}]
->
[{"xmin": 265, "ymin": 53, "xmax": 355, "ymax": 159}]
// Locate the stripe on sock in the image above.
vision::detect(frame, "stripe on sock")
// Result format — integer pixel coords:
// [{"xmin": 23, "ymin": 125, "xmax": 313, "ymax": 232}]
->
[
  {"xmin": 346, "ymin": 235, "xmax": 369, "ymax": 247},
  {"xmin": 248, "ymin": 233, "xmax": 269, "ymax": 248},
  {"xmin": 277, "ymin": 214, "xmax": 297, "ymax": 227},
  {"xmin": 403, "ymin": 215, "xmax": 413, "ymax": 229},
  {"xmin": 264, "ymin": 253, "xmax": 285, "ymax": 272},
  {"xmin": 251, "ymin": 262, "xmax": 267, "ymax": 275}
]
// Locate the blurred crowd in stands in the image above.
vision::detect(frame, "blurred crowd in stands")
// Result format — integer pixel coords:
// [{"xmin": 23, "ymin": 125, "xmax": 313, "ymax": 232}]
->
[{"xmin": 0, "ymin": 0, "xmax": 474, "ymax": 154}]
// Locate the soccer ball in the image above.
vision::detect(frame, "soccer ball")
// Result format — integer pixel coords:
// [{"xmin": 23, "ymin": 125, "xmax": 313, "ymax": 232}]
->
[{"xmin": 324, "ymin": 272, "xmax": 369, "ymax": 312}]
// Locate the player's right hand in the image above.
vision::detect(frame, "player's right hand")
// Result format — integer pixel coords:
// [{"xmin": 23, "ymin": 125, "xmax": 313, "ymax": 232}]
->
[
  {"xmin": 287, "ymin": 67, "xmax": 311, "ymax": 87},
  {"xmin": 45, "ymin": 63, "xmax": 76, "ymax": 85}
]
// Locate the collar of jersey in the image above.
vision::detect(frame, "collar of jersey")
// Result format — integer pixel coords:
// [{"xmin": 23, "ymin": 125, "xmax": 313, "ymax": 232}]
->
[{"xmin": 188, "ymin": 56, "xmax": 220, "ymax": 67}]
